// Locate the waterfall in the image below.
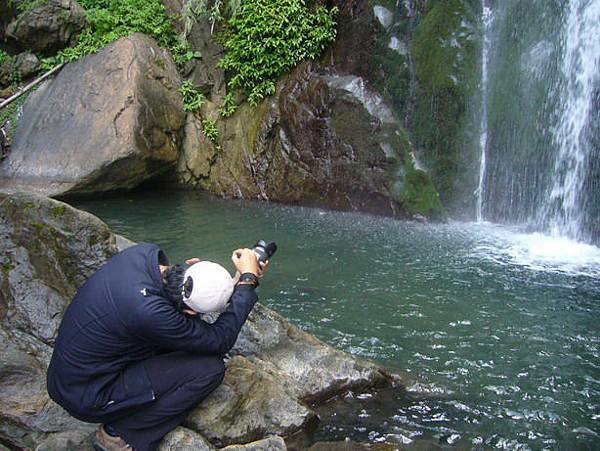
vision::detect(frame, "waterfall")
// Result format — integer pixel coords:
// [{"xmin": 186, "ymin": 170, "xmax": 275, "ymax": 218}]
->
[
  {"xmin": 475, "ymin": 1, "xmax": 493, "ymax": 223},
  {"xmin": 542, "ymin": 0, "xmax": 600, "ymax": 241},
  {"xmin": 477, "ymin": 0, "xmax": 600, "ymax": 244}
]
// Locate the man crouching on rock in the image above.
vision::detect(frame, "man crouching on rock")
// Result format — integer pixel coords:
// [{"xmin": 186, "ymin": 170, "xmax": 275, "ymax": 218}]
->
[{"xmin": 46, "ymin": 242, "xmax": 265, "ymax": 451}]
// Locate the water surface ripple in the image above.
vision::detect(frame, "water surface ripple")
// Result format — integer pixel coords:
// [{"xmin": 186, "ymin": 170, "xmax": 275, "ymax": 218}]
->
[{"xmin": 75, "ymin": 191, "xmax": 600, "ymax": 450}]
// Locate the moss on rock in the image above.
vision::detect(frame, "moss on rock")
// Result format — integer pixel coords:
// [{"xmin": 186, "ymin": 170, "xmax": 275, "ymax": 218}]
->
[{"xmin": 412, "ymin": 0, "xmax": 479, "ymax": 215}]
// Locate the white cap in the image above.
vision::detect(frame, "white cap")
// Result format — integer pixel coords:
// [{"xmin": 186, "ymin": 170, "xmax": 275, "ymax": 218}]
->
[{"xmin": 182, "ymin": 261, "xmax": 234, "ymax": 313}]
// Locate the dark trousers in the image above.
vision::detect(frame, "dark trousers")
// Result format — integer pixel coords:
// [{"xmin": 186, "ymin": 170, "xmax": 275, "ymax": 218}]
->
[{"xmin": 107, "ymin": 351, "xmax": 225, "ymax": 450}]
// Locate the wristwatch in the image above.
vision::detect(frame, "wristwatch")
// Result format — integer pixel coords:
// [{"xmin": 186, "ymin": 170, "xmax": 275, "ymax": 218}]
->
[{"xmin": 237, "ymin": 272, "xmax": 259, "ymax": 287}]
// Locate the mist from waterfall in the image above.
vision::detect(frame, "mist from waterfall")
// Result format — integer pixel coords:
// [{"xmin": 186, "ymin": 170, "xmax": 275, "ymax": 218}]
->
[{"xmin": 477, "ymin": 0, "xmax": 600, "ymax": 244}]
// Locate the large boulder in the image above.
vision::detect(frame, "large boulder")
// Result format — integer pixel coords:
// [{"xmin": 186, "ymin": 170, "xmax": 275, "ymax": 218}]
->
[
  {"xmin": 5, "ymin": 0, "xmax": 87, "ymax": 55},
  {"xmin": 0, "ymin": 192, "xmax": 396, "ymax": 449},
  {"xmin": 0, "ymin": 192, "xmax": 118, "ymax": 345},
  {"xmin": 231, "ymin": 303, "xmax": 390, "ymax": 403},
  {"xmin": 0, "ymin": 1, "xmax": 18, "ymax": 43},
  {"xmin": 0, "ymin": 33, "xmax": 186, "ymax": 196}
]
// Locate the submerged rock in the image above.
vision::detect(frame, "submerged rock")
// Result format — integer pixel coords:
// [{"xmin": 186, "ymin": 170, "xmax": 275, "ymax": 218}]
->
[
  {"xmin": 0, "ymin": 192, "xmax": 395, "ymax": 449},
  {"xmin": 0, "ymin": 34, "xmax": 185, "ymax": 197}
]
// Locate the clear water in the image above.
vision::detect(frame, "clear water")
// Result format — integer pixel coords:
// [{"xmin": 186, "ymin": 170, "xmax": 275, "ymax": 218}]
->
[{"xmin": 74, "ymin": 191, "xmax": 600, "ymax": 449}]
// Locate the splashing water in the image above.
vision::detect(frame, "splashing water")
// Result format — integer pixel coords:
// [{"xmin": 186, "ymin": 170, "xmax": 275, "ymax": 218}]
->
[
  {"xmin": 542, "ymin": 0, "xmax": 600, "ymax": 241},
  {"xmin": 477, "ymin": 0, "xmax": 600, "ymax": 244}
]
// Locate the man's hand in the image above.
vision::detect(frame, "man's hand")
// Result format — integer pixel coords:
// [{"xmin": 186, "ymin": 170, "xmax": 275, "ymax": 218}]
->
[
  {"xmin": 185, "ymin": 258, "xmax": 201, "ymax": 266},
  {"xmin": 231, "ymin": 248, "xmax": 260, "ymax": 276}
]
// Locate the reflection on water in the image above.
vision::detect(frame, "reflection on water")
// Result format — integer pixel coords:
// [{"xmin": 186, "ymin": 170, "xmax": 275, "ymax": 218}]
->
[{"xmin": 74, "ymin": 191, "xmax": 600, "ymax": 449}]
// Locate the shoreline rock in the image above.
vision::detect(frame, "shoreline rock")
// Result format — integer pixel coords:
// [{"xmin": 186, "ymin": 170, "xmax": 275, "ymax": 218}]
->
[{"xmin": 0, "ymin": 192, "xmax": 399, "ymax": 450}]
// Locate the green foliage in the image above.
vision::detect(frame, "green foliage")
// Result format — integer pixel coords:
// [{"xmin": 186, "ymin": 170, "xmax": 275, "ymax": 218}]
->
[
  {"xmin": 0, "ymin": 51, "xmax": 22, "ymax": 88},
  {"xmin": 202, "ymin": 117, "xmax": 219, "ymax": 143},
  {"xmin": 178, "ymin": 80, "xmax": 206, "ymax": 112},
  {"xmin": 181, "ymin": 0, "xmax": 241, "ymax": 39},
  {"xmin": 219, "ymin": 92, "xmax": 238, "ymax": 117},
  {"xmin": 172, "ymin": 41, "xmax": 202, "ymax": 66},
  {"xmin": 12, "ymin": 0, "xmax": 49, "ymax": 12},
  {"xmin": 51, "ymin": 205, "xmax": 67, "ymax": 217},
  {"xmin": 402, "ymin": 167, "xmax": 444, "ymax": 218},
  {"xmin": 41, "ymin": 0, "xmax": 177, "ymax": 70},
  {"xmin": 1, "ymin": 261, "xmax": 15, "ymax": 278},
  {"xmin": 0, "ymin": 50, "xmax": 9, "ymax": 66},
  {"xmin": 0, "ymin": 93, "xmax": 29, "ymax": 140},
  {"xmin": 218, "ymin": 0, "xmax": 338, "ymax": 106}
]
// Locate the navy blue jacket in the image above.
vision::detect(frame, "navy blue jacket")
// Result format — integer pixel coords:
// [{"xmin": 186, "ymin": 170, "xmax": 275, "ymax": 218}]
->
[{"xmin": 46, "ymin": 243, "xmax": 257, "ymax": 421}]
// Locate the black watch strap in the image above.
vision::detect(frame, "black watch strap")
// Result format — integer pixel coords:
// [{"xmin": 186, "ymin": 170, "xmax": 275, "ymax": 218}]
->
[{"xmin": 238, "ymin": 272, "xmax": 259, "ymax": 287}]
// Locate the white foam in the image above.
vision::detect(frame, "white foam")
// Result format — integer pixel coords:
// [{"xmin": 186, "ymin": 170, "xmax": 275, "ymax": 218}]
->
[{"xmin": 471, "ymin": 224, "xmax": 600, "ymax": 277}]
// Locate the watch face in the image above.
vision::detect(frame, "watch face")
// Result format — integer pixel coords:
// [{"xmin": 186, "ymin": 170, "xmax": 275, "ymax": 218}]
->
[{"xmin": 241, "ymin": 273, "xmax": 258, "ymax": 284}]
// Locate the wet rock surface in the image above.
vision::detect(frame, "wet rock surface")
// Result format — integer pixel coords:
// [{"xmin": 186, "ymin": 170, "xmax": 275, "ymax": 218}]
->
[
  {"xmin": 232, "ymin": 303, "xmax": 390, "ymax": 403},
  {"xmin": 174, "ymin": 0, "xmax": 444, "ymax": 220},
  {"xmin": 0, "ymin": 192, "xmax": 396, "ymax": 449},
  {"xmin": 0, "ymin": 34, "xmax": 185, "ymax": 197}
]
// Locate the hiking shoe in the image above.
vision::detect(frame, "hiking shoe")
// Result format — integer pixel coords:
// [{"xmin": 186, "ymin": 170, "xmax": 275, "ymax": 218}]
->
[{"xmin": 92, "ymin": 425, "xmax": 133, "ymax": 451}]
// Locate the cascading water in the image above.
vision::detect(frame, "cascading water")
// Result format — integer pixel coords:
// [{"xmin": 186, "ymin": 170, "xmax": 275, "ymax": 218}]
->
[
  {"xmin": 475, "ymin": 0, "xmax": 493, "ymax": 223},
  {"xmin": 542, "ymin": 0, "xmax": 600, "ymax": 241},
  {"xmin": 478, "ymin": 0, "xmax": 600, "ymax": 244}
]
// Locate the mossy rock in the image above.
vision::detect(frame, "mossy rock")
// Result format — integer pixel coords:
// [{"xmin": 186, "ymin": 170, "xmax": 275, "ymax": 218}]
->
[{"xmin": 412, "ymin": 0, "xmax": 479, "ymax": 216}]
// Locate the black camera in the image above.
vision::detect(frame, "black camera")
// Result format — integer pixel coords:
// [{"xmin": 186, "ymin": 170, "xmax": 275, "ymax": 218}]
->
[{"xmin": 253, "ymin": 240, "xmax": 277, "ymax": 263}]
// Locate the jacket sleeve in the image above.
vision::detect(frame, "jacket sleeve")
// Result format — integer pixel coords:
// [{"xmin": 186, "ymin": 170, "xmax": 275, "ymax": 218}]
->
[{"xmin": 135, "ymin": 285, "xmax": 258, "ymax": 355}]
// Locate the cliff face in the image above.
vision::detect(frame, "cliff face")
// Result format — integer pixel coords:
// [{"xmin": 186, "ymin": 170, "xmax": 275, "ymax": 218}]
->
[
  {"xmin": 0, "ymin": 0, "xmax": 480, "ymax": 220},
  {"xmin": 173, "ymin": 0, "xmax": 479, "ymax": 220}
]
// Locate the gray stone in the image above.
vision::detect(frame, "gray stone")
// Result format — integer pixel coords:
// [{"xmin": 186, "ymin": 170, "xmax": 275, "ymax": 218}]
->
[
  {"xmin": 14, "ymin": 51, "xmax": 40, "ymax": 79},
  {"xmin": 115, "ymin": 234, "xmax": 136, "ymax": 252},
  {"xmin": 6, "ymin": 0, "xmax": 87, "ymax": 55},
  {"xmin": 0, "ymin": 192, "xmax": 118, "ymax": 345},
  {"xmin": 0, "ymin": 2, "xmax": 18, "ymax": 42},
  {"xmin": 373, "ymin": 5, "xmax": 394, "ymax": 30},
  {"xmin": 221, "ymin": 435, "xmax": 287, "ymax": 451},
  {"xmin": 388, "ymin": 37, "xmax": 409, "ymax": 55},
  {"xmin": 0, "ymin": 193, "xmax": 114, "ymax": 449},
  {"xmin": 178, "ymin": 63, "xmax": 413, "ymax": 217},
  {"xmin": 0, "ymin": 34, "xmax": 185, "ymax": 197},
  {"xmin": 0, "ymin": 59, "xmax": 10, "ymax": 87},
  {"xmin": 323, "ymin": 75, "xmax": 396, "ymax": 125},
  {"xmin": 162, "ymin": 1, "xmax": 226, "ymax": 97},
  {"xmin": 158, "ymin": 426, "xmax": 215, "ymax": 451},
  {"xmin": 34, "ymin": 430, "xmax": 95, "ymax": 451},
  {"xmin": 177, "ymin": 112, "xmax": 217, "ymax": 182},
  {"xmin": 233, "ymin": 304, "xmax": 390, "ymax": 403},
  {"xmin": 0, "ymin": 328, "xmax": 95, "ymax": 450},
  {"xmin": 185, "ymin": 356, "xmax": 315, "ymax": 447}
]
